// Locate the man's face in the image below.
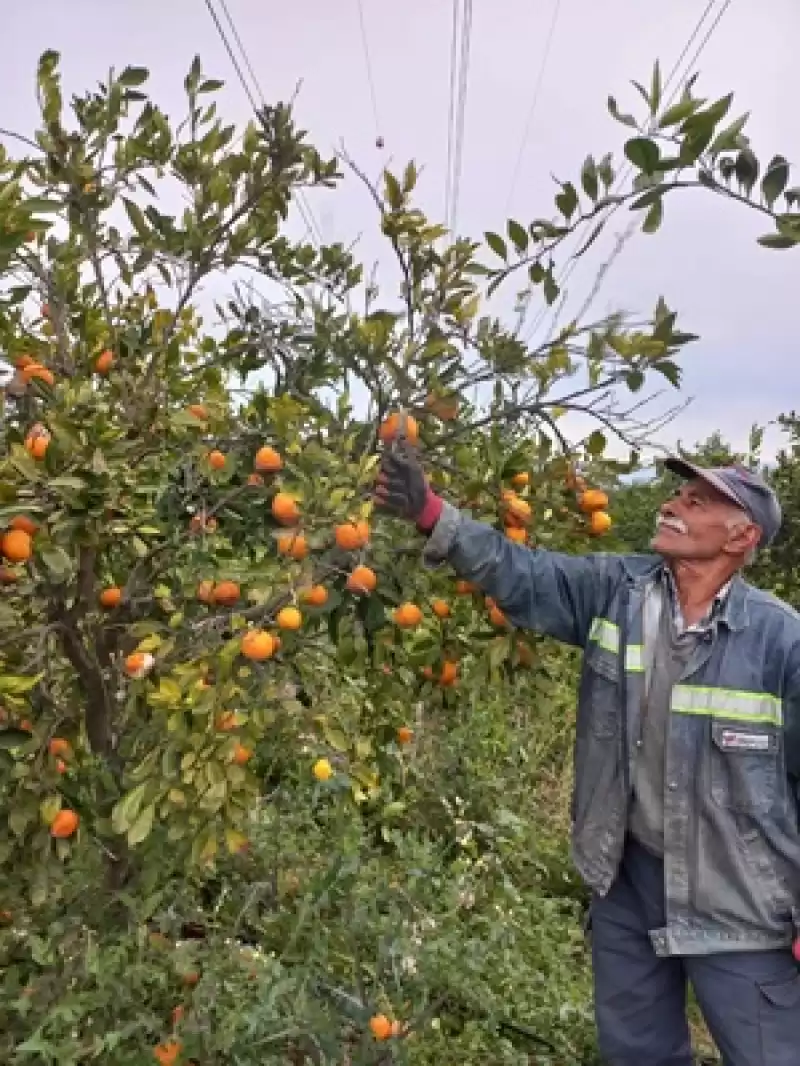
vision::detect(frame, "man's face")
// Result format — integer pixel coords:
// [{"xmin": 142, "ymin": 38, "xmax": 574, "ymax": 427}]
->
[{"xmin": 651, "ymin": 479, "xmax": 758, "ymax": 561}]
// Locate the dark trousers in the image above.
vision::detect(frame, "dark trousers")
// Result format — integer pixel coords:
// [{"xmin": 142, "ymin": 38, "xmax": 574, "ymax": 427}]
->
[{"xmin": 590, "ymin": 838, "xmax": 800, "ymax": 1066}]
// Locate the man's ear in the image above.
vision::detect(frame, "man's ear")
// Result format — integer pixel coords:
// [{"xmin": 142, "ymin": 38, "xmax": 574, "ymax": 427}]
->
[{"xmin": 724, "ymin": 518, "xmax": 760, "ymax": 557}]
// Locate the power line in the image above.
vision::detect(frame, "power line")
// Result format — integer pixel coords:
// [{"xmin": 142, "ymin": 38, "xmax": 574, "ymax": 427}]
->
[
  {"xmin": 523, "ymin": 0, "xmax": 732, "ymax": 344},
  {"xmin": 505, "ymin": 0, "xmax": 563, "ymax": 216},
  {"xmin": 448, "ymin": 0, "xmax": 474, "ymax": 236},
  {"xmin": 355, "ymin": 0, "xmax": 382, "ymax": 140},
  {"xmin": 444, "ymin": 0, "xmax": 461, "ymax": 229},
  {"xmin": 202, "ymin": 0, "xmax": 324, "ymax": 247}
]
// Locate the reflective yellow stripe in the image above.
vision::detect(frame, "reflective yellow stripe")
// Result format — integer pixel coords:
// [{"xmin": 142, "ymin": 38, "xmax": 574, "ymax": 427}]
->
[
  {"xmin": 588, "ymin": 617, "xmax": 644, "ymax": 673},
  {"xmin": 671, "ymin": 685, "xmax": 782, "ymax": 726}
]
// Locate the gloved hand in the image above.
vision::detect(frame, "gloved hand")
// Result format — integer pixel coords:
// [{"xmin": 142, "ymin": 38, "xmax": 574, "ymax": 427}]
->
[{"xmin": 374, "ymin": 440, "xmax": 443, "ymax": 531}]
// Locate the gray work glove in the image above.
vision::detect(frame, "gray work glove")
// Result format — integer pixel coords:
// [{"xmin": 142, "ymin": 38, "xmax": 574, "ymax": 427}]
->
[{"xmin": 374, "ymin": 440, "xmax": 436, "ymax": 525}]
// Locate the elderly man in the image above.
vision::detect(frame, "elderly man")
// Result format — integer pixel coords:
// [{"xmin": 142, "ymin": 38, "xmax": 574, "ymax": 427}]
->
[{"xmin": 376, "ymin": 446, "xmax": 800, "ymax": 1066}]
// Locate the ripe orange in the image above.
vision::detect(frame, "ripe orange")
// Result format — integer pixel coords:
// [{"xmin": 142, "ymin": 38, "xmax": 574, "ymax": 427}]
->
[
  {"xmin": 211, "ymin": 580, "xmax": 240, "ymax": 607},
  {"xmin": 247, "ymin": 472, "xmax": 264, "ymax": 486},
  {"xmin": 15, "ymin": 354, "xmax": 34, "ymax": 370},
  {"xmin": 95, "ymin": 350, "xmax": 114, "ymax": 374},
  {"xmin": 335, "ymin": 521, "xmax": 369, "ymax": 550},
  {"xmin": 393, "ymin": 603, "xmax": 423, "ymax": 628},
  {"xmin": 196, "ymin": 580, "xmax": 215, "ymax": 604},
  {"xmin": 99, "ymin": 586, "xmax": 122, "ymax": 609},
  {"xmin": 240, "ymin": 630, "xmax": 276, "ymax": 661},
  {"xmin": 22, "ymin": 363, "xmax": 55, "ymax": 387},
  {"xmin": 277, "ymin": 531, "xmax": 308, "ymax": 560},
  {"xmin": 1, "ymin": 529, "xmax": 32, "ymax": 563},
  {"xmin": 489, "ymin": 605, "xmax": 508, "ymax": 627},
  {"xmin": 589, "ymin": 510, "xmax": 613, "ymax": 535},
  {"xmin": 254, "ymin": 445, "xmax": 283, "ymax": 473},
  {"xmin": 276, "ymin": 606, "xmax": 302, "ymax": 630},
  {"xmin": 505, "ymin": 496, "xmax": 532, "ymax": 526},
  {"xmin": 50, "ymin": 809, "xmax": 79, "ymax": 839},
  {"xmin": 346, "ymin": 565, "xmax": 377, "ymax": 594},
  {"xmin": 124, "ymin": 651, "xmax": 154, "ymax": 678},
  {"xmin": 578, "ymin": 489, "xmax": 609, "ymax": 513},
  {"xmin": 505, "ymin": 525, "xmax": 527, "ymax": 544},
  {"xmin": 439, "ymin": 660, "xmax": 459, "ymax": 685},
  {"xmin": 302, "ymin": 585, "xmax": 328, "ymax": 607},
  {"xmin": 25, "ymin": 435, "xmax": 49, "ymax": 460},
  {"xmin": 9, "ymin": 515, "xmax": 38, "ymax": 535},
  {"xmin": 369, "ymin": 1014, "xmax": 393, "ymax": 1041},
  {"xmin": 313, "ymin": 757, "xmax": 333, "ymax": 781},
  {"xmin": 379, "ymin": 412, "xmax": 419, "ymax": 444},
  {"xmin": 397, "ymin": 726, "xmax": 414, "ymax": 744},
  {"xmin": 271, "ymin": 492, "xmax": 300, "ymax": 525},
  {"xmin": 455, "ymin": 579, "xmax": 477, "ymax": 595},
  {"xmin": 207, "ymin": 449, "xmax": 226, "ymax": 470},
  {"xmin": 510, "ymin": 471, "xmax": 530, "ymax": 488},
  {"xmin": 48, "ymin": 737, "xmax": 71, "ymax": 758},
  {"xmin": 187, "ymin": 404, "xmax": 208, "ymax": 420},
  {"xmin": 153, "ymin": 1041, "xmax": 182, "ymax": 1066},
  {"xmin": 232, "ymin": 744, "xmax": 252, "ymax": 766},
  {"xmin": 431, "ymin": 598, "xmax": 450, "ymax": 619}
]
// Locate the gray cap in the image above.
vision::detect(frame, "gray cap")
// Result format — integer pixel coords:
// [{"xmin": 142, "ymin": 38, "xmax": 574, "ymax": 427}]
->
[{"xmin": 664, "ymin": 457, "xmax": 782, "ymax": 547}]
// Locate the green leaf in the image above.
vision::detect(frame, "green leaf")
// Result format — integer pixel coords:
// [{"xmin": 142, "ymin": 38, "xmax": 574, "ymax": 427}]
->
[
  {"xmin": 199, "ymin": 79, "xmax": 225, "ymax": 93},
  {"xmin": 0, "ymin": 673, "xmax": 41, "ymax": 695},
  {"xmin": 580, "ymin": 157, "xmax": 598, "ymax": 201},
  {"xmin": 555, "ymin": 182, "xmax": 579, "ymax": 220},
  {"xmin": 0, "ymin": 729, "xmax": 32, "ymax": 750},
  {"xmin": 642, "ymin": 198, "xmax": 663, "ymax": 234},
  {"xmin": 649, "ymin": 60, "xmax": 662, "ymax": 115},
  {"xmin": 624, "ymin": 138, "xmax": 660, "ymax": 175},
  {"xmin": 119, "ymin": 66, "xmax": 149, "ymax": 87},
  {"xmin": 761, "ymin": 155, "xmax": 790, "ymax": 209},
  {"xmin": 122, "ymin": 197, "xmax": 149, "ymax": 239},
  {"xmin": 39, "ymin": 547, "xmax": 72, "ymax": 581},
  {"xmin": 655, "ymin": 360, "xmax": 682, "ymax": 387},
  {"xmin": 128, "ymin": 803, "xmax": 156, "ymax": 847},
  {"xmin": 734, "ymin": 149, "xmax": 760, "ymax": 196},
  {"xmin": 112, "ymin": 783, "xmax": 148, "ymax": 834},
  {"xmin": 757, "ymin": 233, "xmax": 799, "ymax": 250},
  {"xmin": 484, "ymin": 232, "xmax": 508, "ymax": 260},
  {"xmin": 709, "ymin": 113, "xmax": 750, "ymax": 156},
  {"xmin": 657, "ymin": 99, "xmax": 700, "ymax": 128},
  {"xmin": 607, "ymin": 96, "xmax": 637, "ymax": 128},
  {"xmin": 543, "ymin": 270, "xmax": 560, "ymax": 307},
  {"xmin": 507, "ymin": 219, "xmax": 529, "ymax": 253},
  {"xmin": 586, "ymin": 430, "xmax": 606, "ymax": 456},
  {"xmin": 630, "ymin": 186, "xmax": 666, "ymax": 211},
  {"xmin": 625, "ymin": 370, "xmax": 645, "ymax": 392}
]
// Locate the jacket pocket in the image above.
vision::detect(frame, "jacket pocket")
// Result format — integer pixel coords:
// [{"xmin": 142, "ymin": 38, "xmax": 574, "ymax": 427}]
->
[
  {"xmin": 581, "ymin": 643, "xmax": 620, "ymax": 739},
  {"xmin": 710, "ymin": 720, "xmax": 779, "ymax": 814}
]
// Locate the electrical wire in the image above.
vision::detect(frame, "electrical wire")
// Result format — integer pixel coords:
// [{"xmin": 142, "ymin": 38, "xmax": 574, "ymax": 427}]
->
[
  {"xmin": 202, "ymin": 0, "xmax": 324, "ymax": 246},
  {"xmin": 444, "ymin": 0, "xmax": 461, "ymax": 229},
  {"xmin": 505, "ymin": 0, "xmax": 563, "ymax": 216},
  {"xmin": 355, "ymin": 0, "xmax": 382, "ymax": 141},
  {"xmin": 523, "ymin": 0, "xmax": 732, "ymax": 344},
  {"xmin": 448, "ymin": 0, "xmax": 474, "ymax": 236}
]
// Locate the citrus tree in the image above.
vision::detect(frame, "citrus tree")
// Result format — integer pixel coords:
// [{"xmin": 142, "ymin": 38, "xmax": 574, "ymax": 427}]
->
[{"xmin": 0, "ymin": 52, "xmax": 697, "ymax": 1064}]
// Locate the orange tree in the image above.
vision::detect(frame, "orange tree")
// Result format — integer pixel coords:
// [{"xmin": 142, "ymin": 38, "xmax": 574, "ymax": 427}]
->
[{"xmin": 0, "ymin": 53, "xmax": 698, "ymax": 1064}]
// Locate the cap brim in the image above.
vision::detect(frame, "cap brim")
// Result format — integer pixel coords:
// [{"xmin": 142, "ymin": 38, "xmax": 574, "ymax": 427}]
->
[{"xmin": 664, "ymin": 457, "xmax": 749, "ymax": 513}]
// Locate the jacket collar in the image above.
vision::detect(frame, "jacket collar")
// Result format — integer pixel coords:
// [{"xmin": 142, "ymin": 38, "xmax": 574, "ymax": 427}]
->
[{"xmin": 620, "ymin": 554, "xmax": 750, "ymax": 632}]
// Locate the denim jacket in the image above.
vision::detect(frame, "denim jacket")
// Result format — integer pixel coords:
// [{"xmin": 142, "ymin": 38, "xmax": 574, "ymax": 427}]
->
[{"xmin": 424, "ymin": 502, "xmax": 800, "ymax": 956}]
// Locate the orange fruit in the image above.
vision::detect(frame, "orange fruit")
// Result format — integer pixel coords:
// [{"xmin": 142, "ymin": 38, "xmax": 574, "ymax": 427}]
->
[
  {"xmin": 240, "ymin": 630, "xmax": 276, "ymax": 661},
  {"xmin": 99, "ymin": 586, "xmax": 122, "ymax": 609},
  {"xmin": 187, "ymin": 404, "xmax": 208, "ymax": 420},
  {"xmin": 14, "ymin": 354, "xmax": 34, "ymax": 370},
  {"xmin": 232, "ymin": 743, "xmax": 252, "ymax": 766},
  {"xmin": 271, "ymin": 492, "xmax": 300, "ymax": 525},
  {"xmin": 276, "ymin": 606, "xmax": 302, "ymax": 630},
  {"xmin": 379, "ymin": 412, "xmax": 419, "ymax": 444},
  {"xmin": 335, "ymin": 521, "xmax": 369, "ymax": 550},
  {"xmin": 215, "ymin": 711, "xmax": 238, "ymax": 732},
  {"xmin": 25, "ymin": 435, "xmax": 49, "ymax": 460},
  {"xmin": 431, "ymin": 598, "xmax": 450, "ymax": 619},
  {"xmin": 22, "ymin": 363, "xmax": 55, "ymax": 387},
  {"xmin": 505, "ymin": 525, "xmax": 527, "ymax": 544},
  {"xmin": 504, "ymin": 496, "xmax": 532, "ymax": 526},
  {"xmin": 424, "ymin": 393, "xmax": 459, "ymax": 421},
  {"xmin": 578, "ymin": 489, "xmax": 609, "ymax": 513},
  {"xmin": 390, "ymin": 1020, "xmax": 404, "ymax": 1037},
  {"xmin": 211, "ymin": 580, "xmax": 240, "ymax": 607},
  {"xmin": 95, "ymin": 350, "xmax": 114, "ymax": 374},
  {"xmin": 393, "ymin": 603, "xmax": 423, "ymax": 628},
  {"xmin": 9, "ymin": 515, "xmax": 38, "ymax": 535},
  {"xmin": 48, "ymin": 737, "xmax": 71, "ymax": 758},
  {"xmin": 489, "ymin": 605, "xmax": 508, "ymax": 627},
  {"xmin": 254, "ymin": 445, "xmax": 283, "ymax": 473},
  {"xmin": 589, "ymin": 510, "xmax": 613, "ymax": 535},
  {"xmin": 397, "ymin": 726, "xmax": 414, "ymax": 744},
  {"xmin": 455, "ymin": 580, "xmax": 477, "ymax": 595},
  {"xmin": 189, "ymin": 513, "xmax": 217, "ymax": 535},
  {"xmin": 182, "ymin": 971, "xmax": 200, "ymax": 987},
  {"xmin": 196, "ymin": 580, "xmax": 215, "ymax": 604},
  {"xmin": 510, "ymin": 471, "xmax": 530, "ymax": 488},
  {"xmin": 369, "ymin": 1014, "xmax": 393, "ymax": 1041},
  {"xmin": 19, "ymin": 720, "xmax": 32, "ymax": 733},
  {"xmin": 247, "ymin": 472, "xmax": 264, "ymax": 486},
  {"xmin": 153, "ymin": 1041, "xmax": 182, "ymax": 1066},
  {"xmin": 207, "ymin": 449, "xmax": 226, "ymax": 470},
  {"xmin": 313, "ymin": 757, "xmax": 333, "ymax": 781},
  {"xmin": 124, "ymin": 651, "xmax": 154, "ymax": 678},
  {"xmin": 347, "ymin": 565, "xmax": 377, "ymax": 594},
  {"xmin": 276, "ymin": 531, "xmax": 308, "ymax": 560},
  {"xmin": 1, "ymin": 529, "xmax": 32, "ymax": 563},
  {"xmin": 439, "ymin": 660, "xmax": 459, "ymax": 685},
  {"xmin": 50, "ymin": 809, "xmax": 79, "ymax": 839},
  {"xmin": 55, "ymin": 758, "xmax": 67, "ymax": 774},
  {"xmin": 302, "ymin": 585, "xmax": 328, "ymax": 607}
]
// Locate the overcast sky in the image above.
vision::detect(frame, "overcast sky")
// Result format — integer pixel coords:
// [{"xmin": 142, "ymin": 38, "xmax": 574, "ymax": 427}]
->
[{"xmin": 4, "ymin": 1, "xmax": 800, "ymax": 459}]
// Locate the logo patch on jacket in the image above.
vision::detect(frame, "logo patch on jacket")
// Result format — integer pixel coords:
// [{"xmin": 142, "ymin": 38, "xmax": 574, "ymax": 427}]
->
[{"xmin": 718, "ymin": 729, "xmax": 772, "ymax": 753}]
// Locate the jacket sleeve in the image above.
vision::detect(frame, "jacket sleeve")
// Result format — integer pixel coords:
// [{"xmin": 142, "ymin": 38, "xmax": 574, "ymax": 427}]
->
[{"xmin": 422, "ymin": 501, "xmax": 622, "ymax": 647}]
